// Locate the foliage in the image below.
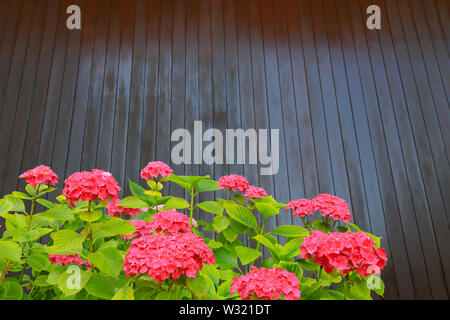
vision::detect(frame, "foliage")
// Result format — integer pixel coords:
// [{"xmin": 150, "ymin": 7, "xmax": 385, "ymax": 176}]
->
[{"xmin": 0, "ymin": 164, "xmax": 386, "ymax": 300}]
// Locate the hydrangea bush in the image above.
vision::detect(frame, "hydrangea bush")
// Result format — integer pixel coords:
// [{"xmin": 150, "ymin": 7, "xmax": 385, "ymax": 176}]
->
[{"xmin": 0, "ymin": 162, "xmax": 386, "ymax": 300}]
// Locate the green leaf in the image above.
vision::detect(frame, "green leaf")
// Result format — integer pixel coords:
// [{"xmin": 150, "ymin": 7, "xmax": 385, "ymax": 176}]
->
[
  {"xmin": 36, "ymin": 199, "xmax": 55, "ymax": 209},
  {"xmin": 212, "ymin": 216, "xmax": 230, "ymax": 233},
  {"xmin": 207, "ymin": 239, "xmax": 223, "ymax": 249},
  {"xmin": 85, "ymin": 274, "xmax": 115, "ymax": 299},
  {"xmin": 279, "ymin": 261, "xmax": 303, "ymax": 280},
  {"xmin": 27, "ymin": 253, "xmax": 50, "ymax": 271},
  {"xmin": 224, "ymin": 203, "xmax": 259, "ymax": 231},
  {"xmin": 12, "ymin": 191, "xmax": 33, "ymax": 200},
  {"xmin": 39, "ymin": 205, "xmax": 74, "ymax": 221},
  {"xmin": 223, "ymin": 227, "xmax": 238, "ymax": 242},
  {"xmin": 298, "ymin": 259, "xmax": 320, "ymax": 271},
  {"xmin": 233, "ymin": 194, "xmax": 246, "ymax": 205},
  {"xmin": 196, "ymin": 201, "xmax": 223, "ymax": 215},
  {"xmin": 167, "ymin": 175, "xmax": 193, "ymax": 191},
  {"xmin": 0, "ymin": 279, "xmax": 23, "ymax": 300},
  {"xmin": 162, "ymin": 197, "xmax": 190, "ymax": 210},
  {"xmin": 186, "ymin": 274, "xmax": 209, "ymax": 299},
  {"xmin": 270, "ymin": 225, "xmax": 309, "ymax": 238},
  {"xmin": 195, "ymin": 179, "xmax": 219, "ymax": 193},
  {"xmin": 252, "ymin": 234, "xmax": 276, "ymax": 252},
  {"xmin": 112, "ymin": 286, "xmax": 135, "ymax": 300},
  {"xmin": 88, "ymin": 247, "xmax": 124, "ymax": 277},
  {"xmin": 217, "ymin": 279, "xmax": 233, "ymax": 297},
  {"xmin": 214, "ymin": 248, "xmax": 238, "ymax": 269},
  {"xmin": 0, "ymin": 240, "xmax": 21, "ymax": 261},
  {"xmin": 280, "ymin": 237, "xmax": 303, "ymax": 259},
  {"xmin": 79, "ymin": 208, "xmax": 103, "ymax": 223},
  {"xmin": 58, "ymin": 268, "xmax": 92, "ymax": 296},
  {"xmin": 25, "ymin": 184, "xmax": 37, "ymax": 196},
  {"xmin": 91, "ymin": 217, "xmax": 136, "ymax": 239},
  {"xmin": 312, "ymin": 219, "xmax": 332, "ymax": 233},
  {"xmin": 129, "ymin": 179, "xmax": 147, "ymax": 198},
  {"xmin": 336, "ymin": 226, "xmax": 348, "ymax": 233},
  {"xmin": 4, "ymin": 195, "xmax": 25, "ymax": 212},
  {"xmin": 255, "ymin": 202, "xmax": 279, "ymax": 219},
  {"xmin": 0, "ymin": 199, "xmax": 12, "ymax": 216},
  {"xmin": 118, "ymin": 197, "xmax": 148, "ymax": 209},
  {"xmin": 46, "ymin": 230, "xmax": 85, "ymax": 255},
  {"xmin": 47, "ymin": 264, "xmax": 65, "ymax": 284},
  {"xmin": 235, "ymin": 246, "xmax": 261, "ymax": 265},
  {"xmin": 12, "ymin": 227, "xmax": 52, "ymax": 242},
  {"xmin": 349, "ymin": 278, "xmax": 372, "ymax": 300}
]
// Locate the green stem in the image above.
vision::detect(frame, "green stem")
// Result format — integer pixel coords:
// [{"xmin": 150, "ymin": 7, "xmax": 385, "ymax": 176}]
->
[
  {"xmin": 0, "ymin": 260, "xmax": 11, "ymax": 286},
  {"xmin": 250, "ymin": 218, "xmax": 266, "ymax": 268},
  {"xmin": 344, "ymin": 275, "xmax": 349, "ymax": 300},
  {"xmin": 228, "ymin": 189, "xmax": 232, "ymax": 200},
  {"xmin": 189, "ymin": 188, "xmax": 195, "ymax": 228}
]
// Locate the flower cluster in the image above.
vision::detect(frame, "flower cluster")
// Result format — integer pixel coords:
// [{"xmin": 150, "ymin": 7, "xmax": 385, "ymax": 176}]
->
[
  {"xmin": 149, "ymin": 210, "xmax": 192, "ymax": 235},
  {"xmin": 287, "ymin": 194, "xmax": 352, "ymax": 223},
  {"xmin": 123, "ymin": 232, "xmax": 215, "ymax": 283},
  {"xmin": 286, "ymin": 199, "xmax": 314, "ymax": 218},
  {"xmin": 311, "ymin": 194, "xmax": 352, "ymax": 223},
  {"xmin": 62, "ymin": 169, "xmax": 121, "ymax": 206},
  {"xmin": 300, "ymin": 230, "xmax": 387, "ymax": 277},
  {"xmin": 107, "ymin": 197, "xmax": 141, "ymax": 217},
  {"xmin": 48, "ymin": 254, "xmax": 91, "ymax": 270},
  {"xmin": 141, "ymin": 161, "xmax": 173, "ymax": 180},
  {"xmin": 19, "ymin": 165, "xmax": 58, "ymax": 188},
  {"xmin": 244, "ymin": 186, "xmax": 268, "ymax": 199},
  {"xmin": 218, "ymin": 174, "xmax": 249, "ymax": 193},
  {"xmin": 230, "ymin": 267, "xmax": 300, "ymax": 300}
]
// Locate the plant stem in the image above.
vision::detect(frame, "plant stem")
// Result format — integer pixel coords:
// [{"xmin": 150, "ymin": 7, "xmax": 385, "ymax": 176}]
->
[
  {"xmin": 250, "ymin": 218, "xmax": 266, "ymax": 268},
  {"xmin": 228, "ymin": 189, "xmax": 231, "ymax": 200},
  {"xmin": 344, "ymin": 274, "xmax": 349, "ymax": 300},
  {"xmin": 0, "ymin": 260, "xmax": 11, "ymax": 286},
  {"xmin": 189, "ymin": 188, "xmax": 195, "ymax": 228}
]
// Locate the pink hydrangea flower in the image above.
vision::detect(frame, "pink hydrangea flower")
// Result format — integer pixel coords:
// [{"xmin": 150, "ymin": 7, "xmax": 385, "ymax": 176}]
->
[
  {"xmin": 230, "ymin": 267, "xmax": 300, "ymax": 300},
  {"xmin": 123, "ymin": 232, "xmax": 215, "ymax": 283},
  {"xmin": 286, "ymin": 199, "xmax": 314, "ymax": 218},
  {"xmin": 300, "ymin": 230, "xmax": 387, "ymax": 277},
  {"xmin": 62, "ymin": 169, "xmax": 121, "ymax": 206},
  {"xmin": 18, "ymin": 165, "xmax": 58, "ymax": 188},
  {"xmin": 48, "ymin": 254, "xmax": 91, "ymax": 270},
  {"xmin": 107, "ymin": 198, "xmax": 141, "ymax": 218},
  {"xmin": 141, "ymin": 161, "xmax": 173, "ymax": 180},
  {"xmin": 218, "ymin": 174, "xmax": 249, "ymax": 193},
  {"xmin": 244, "ymin": 186, "xmax": 268, "ymax": 199},
  {"xmin": 149, "ymin": 210, "xmax": 192, "ymax": 235},
  {"xmin": 311, "ymin": 194, "xmax": 352, "ymax": 223},
  {"xmin": 121, "ymin": 220, "xmax": 154, "ymax": 240}
]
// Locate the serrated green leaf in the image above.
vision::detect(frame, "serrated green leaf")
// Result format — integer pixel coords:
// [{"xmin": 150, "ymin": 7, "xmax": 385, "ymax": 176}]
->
[
  {"xmin": 112, "ymin": 286, "xmax": 134, "ymax": 300},
  {"xmin": 224, "ymin": 203, "xmax": 258, "ymax": 231},
  {"xmin": 58, "ymin": 268, "xmax": 91, "ymax": 296},
  {"xmin": 235, "ymin": 246, "xmax": 261, "ymax": 265},
  {"xmin": 255, "ymin": 202, "xmax": 279, "ymax": 219},
  {"xmin": 270, "ymin": 225, "xmax": 309, "ymax": 238},
  {"xmin": 196, "ymin": 201, "xmax": 223, "ymax": 215},
  {"xmin": 46, "ymin": 230, "xmax": 85, "ymax": 255},
  {"xmin": 91, "ymin": 217, "xmax": 136, "ymax": 239},
  {"xmin": 0, "ymin": 240, "xmax": 21, "ymax": 261},
  {"xmin": 118, "ymin": 197, "xmax": 148, "ymax": 209},
  {"xmin": 88, "ymin": 247, "xmax": 124, "ymax": 277},
  {"xmin": 187, "ymin": 274, "xmax": 209, "ymax": 299},
  {"xmin": 162, "ymin": 197, "xmax": 190, "ymax": 210},
  {"xmin": 85, "ymin": 274, "xmax": 115, "ymax": 299},
  {"xmin": 27, "ymin": 253, "xmax": 50, "ymax": 271},
  {"xmin": 212, "ymin": 215, "xmax": 230, "ymax": 233},
  {"xmin": 194, "ymin": 179, "xmax": 219, "ymax": 193},
  {"xmin": 39, "ymin": 205, "xmax": 74, "ymax": 221},
  {"xmin": 214, "ymin": 248, "xmax": 238, "ymax": 269}
]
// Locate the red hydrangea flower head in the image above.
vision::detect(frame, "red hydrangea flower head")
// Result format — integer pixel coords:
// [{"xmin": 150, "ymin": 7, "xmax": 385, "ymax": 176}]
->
[
  {"xmin": 286, "ymin": 199, "xmax": 314, "ymax": 218},
  {"xmin": 121, "ymin": 220, "xmax": 154, "ymax": 240},
  {"xmin": 62, "ymin": 169, "xmax": 121, "ymax": 206},
  {"xmin": 230, "ymin": 267, "xmax": 300, "ymax": 300},
  {"xmin": 123, "ymin": 232, "xmax": 215, "ymax": 283},
  {"xmin": 19, "ymin": 165, "xmax": 58, "ymax": 188},
  {"xmin": 218, "ymin": 174, "xmax": 249, "ymax": 193},
  {"xmin": 150, "ymin": 210, "xmax": 192, "ymax": 234},
  {"xmin": 300, "ymin": 230, "xmax": 387, "ymax": 277},
  {"xmin": 244, "ymin": 186, "xmax": 268, "ymax": 199},
  {"xmin": 141, "ymin": 161, "xmax": 173, "ymax": 180},
  {"xmin": 48, "ymin": 254, "xmax": 91, "ymax": 270},
  {"xmin": 107, "ymin": 198, "xmax": 141, "ymax": 218},
  {"xmin": 311, "ymin": 193, "xmax": 352, "ymax": 223}
]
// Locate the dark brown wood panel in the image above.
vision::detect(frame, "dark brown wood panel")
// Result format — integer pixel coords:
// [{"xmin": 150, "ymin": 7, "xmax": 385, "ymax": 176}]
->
[{"xmin": 0, "ymin": 0, "xmax": 449, "ymax": 299}]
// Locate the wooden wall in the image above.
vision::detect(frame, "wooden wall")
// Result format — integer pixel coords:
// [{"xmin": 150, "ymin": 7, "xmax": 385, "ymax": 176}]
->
[{"xmin": 0, "ymin": 0, "xmax": 449, "ymax": 299}]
